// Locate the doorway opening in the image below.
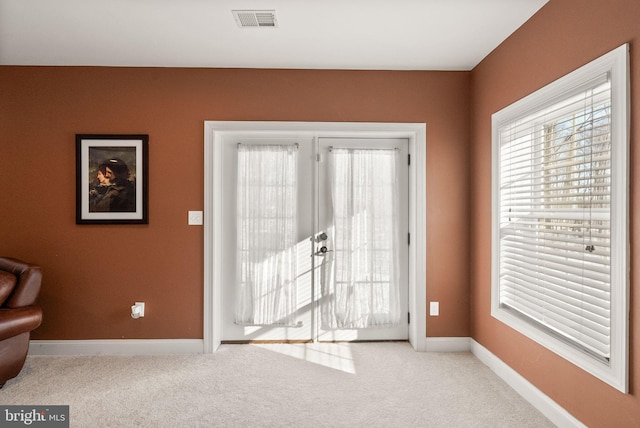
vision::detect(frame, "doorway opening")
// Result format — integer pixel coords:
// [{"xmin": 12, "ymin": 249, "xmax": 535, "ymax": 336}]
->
[{"xmin": 204, "ymin": 121, "xmax": 426, "ymax": 352}]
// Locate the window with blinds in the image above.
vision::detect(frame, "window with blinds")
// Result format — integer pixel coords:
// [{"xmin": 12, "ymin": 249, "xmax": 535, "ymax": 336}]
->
[{"xmin": 491, "ymin": 44, "xmax": 629, "ymax": 392}]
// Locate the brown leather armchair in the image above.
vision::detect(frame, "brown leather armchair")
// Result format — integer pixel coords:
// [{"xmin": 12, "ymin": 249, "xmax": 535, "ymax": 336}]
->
[{"xmin": 0, "ymin": 257, "xmax": 43, "ymax": 388}]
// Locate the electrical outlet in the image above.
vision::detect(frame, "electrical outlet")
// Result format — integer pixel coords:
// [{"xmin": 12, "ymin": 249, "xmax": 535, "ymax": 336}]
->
[
  {"xmin": 188, "ymin": 210, "xmax": 203, "ymax": 225},
  {"xmin": 131, "ymin": 302, "xmax": 145, "ymax": 319},
  {"xmin": 430, "ymin": 301, "xmax": 440, "ymax": 316}
]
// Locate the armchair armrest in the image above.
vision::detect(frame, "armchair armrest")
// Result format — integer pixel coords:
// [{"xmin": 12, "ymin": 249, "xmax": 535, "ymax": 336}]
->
[{"xmin": 0, "ymin": 307, "xmax": 43, "ymax": 341}]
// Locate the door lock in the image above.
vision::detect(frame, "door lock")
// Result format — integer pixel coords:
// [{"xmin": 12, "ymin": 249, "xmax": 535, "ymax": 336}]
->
[{"xmin": 315, "ymin": 232, "xmax": 328, "ymax": 242}]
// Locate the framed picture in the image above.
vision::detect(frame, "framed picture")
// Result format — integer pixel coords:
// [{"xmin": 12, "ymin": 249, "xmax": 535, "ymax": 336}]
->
[{"xmin": 76, "ymin": 134, "xmax": 149, "ymax": 224}]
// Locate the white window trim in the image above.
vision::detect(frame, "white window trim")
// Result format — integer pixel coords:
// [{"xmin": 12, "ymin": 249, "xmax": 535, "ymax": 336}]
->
[{"xmin": 491, "ymin": 44, "xmax": 629, "ymax": 392}]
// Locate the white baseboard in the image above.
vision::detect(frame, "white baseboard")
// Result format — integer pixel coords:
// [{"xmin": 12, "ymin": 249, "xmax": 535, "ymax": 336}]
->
[
  {"xmin": 425, "ymin": 337, "xmax": 471, "ymax": 352},
  {"xmin": 470, "ymin": 339, "xmax": 586, "ymax": 428},
  {"xmin": 29, "ymin": 339, "xmax": 204, "ymax": 356}
]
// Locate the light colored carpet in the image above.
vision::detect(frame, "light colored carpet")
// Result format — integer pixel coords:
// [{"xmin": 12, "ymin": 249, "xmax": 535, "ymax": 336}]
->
[{"xmin": 1, "ymin": 342, "xmax": 554, "ymax": 427}]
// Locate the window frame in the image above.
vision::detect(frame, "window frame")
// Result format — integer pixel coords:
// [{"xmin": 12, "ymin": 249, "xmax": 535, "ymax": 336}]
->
[{"xmin": 491, "ymin": 44, "xmax": 629, "ymax": 392}]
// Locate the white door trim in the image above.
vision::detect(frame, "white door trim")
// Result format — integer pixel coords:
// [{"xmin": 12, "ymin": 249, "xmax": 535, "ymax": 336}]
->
[{"xmin": 204, "ymin": 121, "xmax": 427, "ymax": 352}]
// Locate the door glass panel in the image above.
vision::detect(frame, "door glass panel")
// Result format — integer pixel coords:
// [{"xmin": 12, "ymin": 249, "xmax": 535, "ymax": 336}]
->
[
  {"xmin": 235, "ymin": 144, "xmax": 299, "ymax": 326},
  {"xmin": 321, "ymin": 148, "xmax": 401, "ymax": 328}
]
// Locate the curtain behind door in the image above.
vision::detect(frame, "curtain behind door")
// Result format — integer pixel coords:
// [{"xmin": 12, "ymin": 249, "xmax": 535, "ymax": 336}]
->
[
  {"xmin": 322, "ymin": 148, "xmax": 401, "ymax": 328},
  {"xmin": 235, "ymin": 144, "xmax": 298, "ymax": 326}
]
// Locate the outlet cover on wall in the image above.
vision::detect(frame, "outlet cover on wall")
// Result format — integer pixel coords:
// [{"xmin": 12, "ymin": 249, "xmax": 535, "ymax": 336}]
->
[{"xmin": 430, "ymin": 301, "xmax": 440, "ymax": 316}]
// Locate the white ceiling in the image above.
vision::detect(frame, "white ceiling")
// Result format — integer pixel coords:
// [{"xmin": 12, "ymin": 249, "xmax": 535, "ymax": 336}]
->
[{"xmin": 0, "ymin": 0, "xmax": 548, "ymax": 71}]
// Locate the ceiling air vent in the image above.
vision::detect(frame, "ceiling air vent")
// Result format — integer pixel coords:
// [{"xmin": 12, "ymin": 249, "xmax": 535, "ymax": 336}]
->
[{"xmin": 232, "ymin": 10, "xmax": 278, "ymax": 28}]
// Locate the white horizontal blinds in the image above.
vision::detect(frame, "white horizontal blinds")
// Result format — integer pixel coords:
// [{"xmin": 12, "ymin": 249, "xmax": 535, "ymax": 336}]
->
[
  {"xmin": 322, "ymin": 148, "xmax": 401, "ymax": 328},
  {"xmin": 499, "ymin": 75, "xmax": 612, "ymax": 360},
  {"xmin": 235, "ymin": 144, "xmax": 298, "ymax": 326}
]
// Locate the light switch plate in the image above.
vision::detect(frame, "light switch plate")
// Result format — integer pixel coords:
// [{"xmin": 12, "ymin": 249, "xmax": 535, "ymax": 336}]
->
[{"xmin": 188, "ymin": 211, "xmax": 203, "ymax": 225}]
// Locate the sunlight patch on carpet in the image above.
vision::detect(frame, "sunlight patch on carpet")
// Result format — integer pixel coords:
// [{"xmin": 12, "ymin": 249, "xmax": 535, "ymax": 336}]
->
[{"xmin": 253, "ymin": 343, "xmax": 356, "ymax": 374}]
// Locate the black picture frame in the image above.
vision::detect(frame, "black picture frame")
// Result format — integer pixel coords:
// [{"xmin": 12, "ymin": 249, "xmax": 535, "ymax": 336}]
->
[{"xmin": 76, "ymin": 134, "xmax": 149, "ymax": 224}]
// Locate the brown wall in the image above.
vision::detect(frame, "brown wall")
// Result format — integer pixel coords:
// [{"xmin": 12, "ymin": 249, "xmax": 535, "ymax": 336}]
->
[
  {"xmin": 0, "ymin": 67, "xmax": 471, "ymax": 340},
  {"xmin": 469, "ymin": 0, "xmax": 639, "ymax": 426}
]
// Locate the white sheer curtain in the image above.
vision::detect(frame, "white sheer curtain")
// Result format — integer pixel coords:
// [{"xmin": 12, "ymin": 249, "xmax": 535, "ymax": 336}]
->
[
  {"xmin": 321, "ymin": 148, "xmax": 401, "ymax": 328},
  {"xmin": 235, "ymin": 144, "xmax": 298, "ymax": 326}
]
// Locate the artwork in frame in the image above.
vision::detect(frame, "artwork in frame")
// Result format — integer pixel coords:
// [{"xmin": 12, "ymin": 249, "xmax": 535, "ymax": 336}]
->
[{"xmin": 76, "ymin": 134, "xmax": 149, "ymax": 224}]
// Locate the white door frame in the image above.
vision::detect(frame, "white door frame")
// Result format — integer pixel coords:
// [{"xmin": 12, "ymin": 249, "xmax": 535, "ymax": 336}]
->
[{"xmin": 203, "ymin": 121, "xmax": 427, "ymax": 353}]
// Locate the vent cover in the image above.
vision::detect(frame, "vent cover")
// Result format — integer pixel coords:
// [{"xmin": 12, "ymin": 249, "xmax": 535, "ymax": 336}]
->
[{"xmin": 232, "ymin": 10, "xmax": 278, "ymax": 28}]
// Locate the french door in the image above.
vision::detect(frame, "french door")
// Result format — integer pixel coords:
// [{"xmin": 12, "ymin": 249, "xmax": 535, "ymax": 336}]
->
[
  {"xmin": 220, "ymin": 136, "xmax": 408, "ymax": 342},
  {"xmin": 315, "ymin": 138, "xmax": 409, "ymax": 341}
]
